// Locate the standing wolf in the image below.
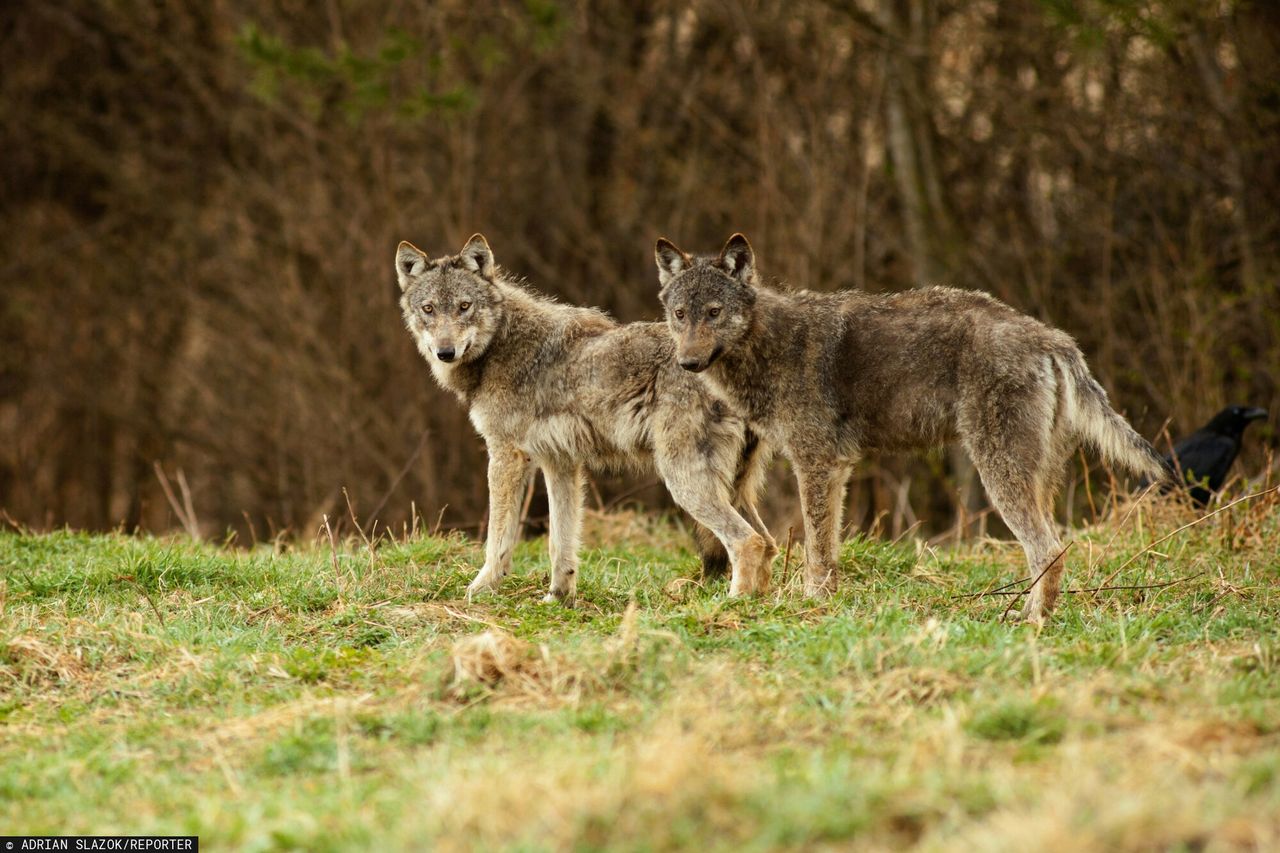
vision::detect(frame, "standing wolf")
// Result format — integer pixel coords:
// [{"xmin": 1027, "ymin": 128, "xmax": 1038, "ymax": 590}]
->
[
  {"xmin": 397, "ymin": 234, "xmax": 776, "ymax": 602},
  {"xmin": 654, "ymin": 234, "xmax": 1170, "ymax": 621}
]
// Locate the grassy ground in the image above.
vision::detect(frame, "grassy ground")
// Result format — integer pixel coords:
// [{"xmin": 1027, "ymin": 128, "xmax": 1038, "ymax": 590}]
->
[{"xmin": 2, "ymin": 493, "xmax": 1278, "ymax": 851}]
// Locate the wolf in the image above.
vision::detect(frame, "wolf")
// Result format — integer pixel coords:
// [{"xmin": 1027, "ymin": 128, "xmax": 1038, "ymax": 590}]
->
[
  {"xmin": 654, "ymin": 234, "xmax": 1171, "ymax": 621},
  {"xmin": 396, "ymin": 234, "xmax": 776, "ymax": 603}
]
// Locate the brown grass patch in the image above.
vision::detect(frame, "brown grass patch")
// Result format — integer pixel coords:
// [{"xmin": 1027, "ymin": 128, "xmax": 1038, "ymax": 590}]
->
[
  {"xmin": 869, "ymin": 666, "xmax": 969, "ymax": 706},
  {"xmin": 442, "ymin": 603, "xmax": 648, "ymax": 707},
  {"xmin": 0, "ymin": 635, "xmax": 87, "ymax": 686},
  {"xmin": 447, "ymin": 629, "xmax": 539, "ymax": 689}
]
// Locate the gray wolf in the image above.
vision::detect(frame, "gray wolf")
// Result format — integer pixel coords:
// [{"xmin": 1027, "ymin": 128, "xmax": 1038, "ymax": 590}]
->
[
  {"xmin": 397, "ymin": 234, "xmax": 776, "ymax": 602},
  {"xmin": 654, "ymin": 233, "xmax": 1171, "ymax": 622}
]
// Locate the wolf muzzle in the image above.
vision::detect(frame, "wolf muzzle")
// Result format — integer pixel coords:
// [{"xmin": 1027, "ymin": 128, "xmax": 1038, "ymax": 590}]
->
[{"xmin": 678, "ymin": 344, "xmax": 724, "ymax": 373}]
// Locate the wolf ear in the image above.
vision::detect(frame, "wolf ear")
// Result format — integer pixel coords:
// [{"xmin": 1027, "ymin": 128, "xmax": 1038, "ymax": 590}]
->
[
  {"xmin": 459, "ymin": 233, "xmax": 495, "ymax": 278},
  {"xmin": 655, "ymin": 238, "xmax": 691, "ymax": 287},
  {"xmin": 396, "ymin": 241, "xmax": 428, "ymax": 290},
  {"xmin": 717, "ymin": 233, "xmax": 756, "ymax": 285}
]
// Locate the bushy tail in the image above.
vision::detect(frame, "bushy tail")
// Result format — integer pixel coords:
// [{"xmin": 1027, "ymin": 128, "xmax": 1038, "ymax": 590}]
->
[{"xmin": 1062, "ymin": 354, "xmax": 1173, "ymax": 484}]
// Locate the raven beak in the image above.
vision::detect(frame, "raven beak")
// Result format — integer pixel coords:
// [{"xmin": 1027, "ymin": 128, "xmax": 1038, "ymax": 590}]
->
[{"xmin": 1244, "ymin": 407, "xmax": 1268, "ymax": 421}]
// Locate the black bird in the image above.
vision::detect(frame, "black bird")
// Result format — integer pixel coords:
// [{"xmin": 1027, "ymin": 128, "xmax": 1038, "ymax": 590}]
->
[{"xmin": 1163, "ymin": 405, "xmax": 1268, "ymax": 506}]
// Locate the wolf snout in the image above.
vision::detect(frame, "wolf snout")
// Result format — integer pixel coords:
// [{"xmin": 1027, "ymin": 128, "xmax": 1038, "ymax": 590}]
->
[
  {"xmin": 436, "ymin": 346, "xmax": 457, "ymax": 362},
  {"xmin": 678, "ymin": 345, "xmax": 723, "ymax": 373}
]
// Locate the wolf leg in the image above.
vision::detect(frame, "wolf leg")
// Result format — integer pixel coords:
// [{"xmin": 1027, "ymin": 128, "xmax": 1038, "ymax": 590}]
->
[
  {"xmin": 963, "ymin": 389, "xmax": 1075, "ymax": 623},
  {"xmin": 663, "ymin": 471, "xmax": 770, "ymax": 596},
  {"xmin": 542, "ymin": 462, "xmax": 583, "ymax": 605},
  {"xmin": 826, "ymin": 464, "xmax": 853, "ymax": 572},
  {"xmin": 1013, "ymin": 515, "xmax": 1066, "ymax": 624},
  {"xmin": 467, "ymin": 445, "xmax": 532, "ymax": 599},
  {"xmin": 654, "ymin": 408, "xmax": 773, "ymax": 594},
  {"xmin": 735, "ymin": 440, "xmax": 779, "ymax": 561},
  {"xmin": 796, "ymin": 463, "xmax": 845, "ymax": 597},
  {"xmin": 973, "ymin": 458, "xmax": 1065, "ymax": 623},
  {"xmin": 741, "ymin": 501, "xmax": 779, "ymax": 562},
  {"xmin": 1020, "ymin": 541, "xmax": 1066, "ymax": 622},
  {"xmin": 1018, "ymin": 441, "xmax": 1075, "ymax": 622},
  {"xmin": 546, "ymin": 469, "xmax": 559, "ymax": 572},
  {"xmin": 692, "ymin": 522, "xmax": 730, "ymax": 580}
]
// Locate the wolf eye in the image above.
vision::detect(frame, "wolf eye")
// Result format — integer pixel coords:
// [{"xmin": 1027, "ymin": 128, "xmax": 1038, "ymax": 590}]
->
[
  {"xmin": 422, "ymin": 304, "xmax": 434, "ymax": 315},
  {"xmin": 459, "ymin": 301, "xmax": 471, "ymax": 312},
  {"xmin": 674, "ymin": 309, "xmax": 685, "ymax": 320},
  {"xmin": 707, "ymin": 307, "xmax": 721, "ymax": 318}
]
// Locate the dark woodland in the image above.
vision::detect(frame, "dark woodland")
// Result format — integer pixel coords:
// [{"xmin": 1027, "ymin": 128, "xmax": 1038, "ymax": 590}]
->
[{"xmin": 3, "ymin": 0, "xmax": 1277, "ymax": 541}]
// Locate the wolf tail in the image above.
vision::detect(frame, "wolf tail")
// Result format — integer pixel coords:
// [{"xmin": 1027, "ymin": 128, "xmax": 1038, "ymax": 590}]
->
[{"xmin": 1060, "ymin": 351, "xmax": 1173, "ymax": 484}]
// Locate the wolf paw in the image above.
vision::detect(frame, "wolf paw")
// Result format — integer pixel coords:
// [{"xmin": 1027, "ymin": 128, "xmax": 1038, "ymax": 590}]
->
[
  {"xmin": 543, "ymin": 588, "xmax": 576, "ymax": 607},
  {"xmin": 466, "ymin": 566, "xmax": 505, "ymax": 601},
  {"xmin": 1017, "ymin": 597, "xmax": 1050, "ymax": 626},
  {"xmin": 728, "ymin": 535, "xmax": 773, "ymax": 596},
  {"xmin": 803, "ymin": 569, "xmax": 838, "ymax": 599},
  {"xmin": 729, "ymin": 579, "xmax": 771, "ymax": 597}
]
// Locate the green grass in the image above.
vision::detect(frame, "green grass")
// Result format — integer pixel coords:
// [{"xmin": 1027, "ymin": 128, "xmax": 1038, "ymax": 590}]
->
[{"xmin": 2, "ymin": 499, "xmax": 1278, "ymax": 850}]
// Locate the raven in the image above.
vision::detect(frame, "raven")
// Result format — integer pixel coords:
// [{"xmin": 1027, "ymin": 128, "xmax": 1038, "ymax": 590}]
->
[{"xmin": 1163, "ymin": 405, "xmax": 1268, "ymax": 506}]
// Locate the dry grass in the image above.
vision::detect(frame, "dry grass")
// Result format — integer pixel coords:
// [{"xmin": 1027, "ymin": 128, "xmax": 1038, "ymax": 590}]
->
[{"xmin": 1, "ymin": 635, "xmax": 87, "ymax": 686}]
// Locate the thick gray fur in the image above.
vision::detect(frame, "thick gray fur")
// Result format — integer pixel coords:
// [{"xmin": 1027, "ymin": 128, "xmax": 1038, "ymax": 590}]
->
[
  {"xmin": 397, "ymin": 235, "xmax": 776, "ymax": 603},
  {"xmin": 655, "ymin": 234, "xmax": 1171, "ymax": 622}
]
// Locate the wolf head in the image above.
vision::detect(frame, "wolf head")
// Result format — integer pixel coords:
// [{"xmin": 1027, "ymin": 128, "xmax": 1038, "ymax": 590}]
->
[
  {"xmin": 396, "ymin": 234, "xmax": 506, "ymax": 368},
  {"xmin": 654, "ymin": 233, "xmax": 758, "ymax": 372}
]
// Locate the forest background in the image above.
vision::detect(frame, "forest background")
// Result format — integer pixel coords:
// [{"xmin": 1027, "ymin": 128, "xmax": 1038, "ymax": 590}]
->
[{"xmin": 3, "ymin": 0, "xmax": 1276, "ymax": 541}]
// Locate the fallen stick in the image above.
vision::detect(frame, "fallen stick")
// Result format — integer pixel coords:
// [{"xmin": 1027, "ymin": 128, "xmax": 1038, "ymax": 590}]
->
[{"xmin": 973, "ymin": 571, "xmax": 1204, "ymax": 597}]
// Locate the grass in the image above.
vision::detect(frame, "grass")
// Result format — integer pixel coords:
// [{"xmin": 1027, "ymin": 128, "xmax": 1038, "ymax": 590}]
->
[{"xmin": 1, "ymin": 495, "xmax": 1278, "ymax": 851}]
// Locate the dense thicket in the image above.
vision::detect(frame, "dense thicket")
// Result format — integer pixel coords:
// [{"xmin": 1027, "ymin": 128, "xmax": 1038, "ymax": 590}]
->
[{"xmin": 3, "ymin": 0, "xmax": 1277, "ymax": 539}]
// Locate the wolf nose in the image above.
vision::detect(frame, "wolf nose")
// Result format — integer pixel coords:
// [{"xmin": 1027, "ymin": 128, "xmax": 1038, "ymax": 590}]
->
[
  {"xmin": 436, "ymin": 347, "xmax": 456, "ymax": 362},
  {"xmin": 678, "ymin": 358, "xmax": 703, "ymax": 372}
]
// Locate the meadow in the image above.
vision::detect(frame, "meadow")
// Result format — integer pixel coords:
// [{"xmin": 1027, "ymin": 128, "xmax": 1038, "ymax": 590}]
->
[{"xmin": 2, "ymin": 492, "xmax": 1278, "ymax": 850}]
